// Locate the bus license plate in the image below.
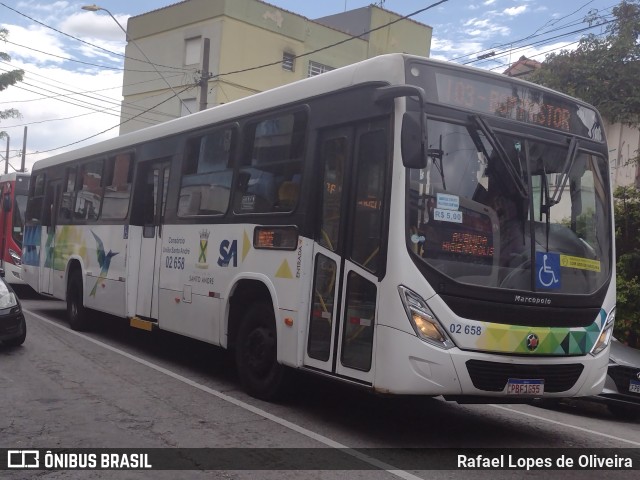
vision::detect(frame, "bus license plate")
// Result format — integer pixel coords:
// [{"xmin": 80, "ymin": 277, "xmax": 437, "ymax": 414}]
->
[
  {"xmin": 506, "ymin": 379, "xmax": 544, "ymax": 395},
  {"xmin": 630, "ymin": 380, "xmax": 640, "ymax": 394}
]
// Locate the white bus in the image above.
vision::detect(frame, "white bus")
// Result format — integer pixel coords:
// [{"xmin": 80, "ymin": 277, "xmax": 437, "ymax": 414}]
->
[{"xmin": 22, "ymin": 54, "xmax": 615, "ymax": 401}]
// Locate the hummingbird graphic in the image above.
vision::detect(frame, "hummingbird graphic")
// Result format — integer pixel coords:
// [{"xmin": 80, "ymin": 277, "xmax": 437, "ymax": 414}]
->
[{"xmin": 90, "ymin": 231, "xmax": 119, "ymax": 297}]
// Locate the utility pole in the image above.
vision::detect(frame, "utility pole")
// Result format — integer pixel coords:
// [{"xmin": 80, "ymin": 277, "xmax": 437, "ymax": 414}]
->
[
  {"xmin": 199, "ymin": 38, "xmax": 211, "ymax": 112},
  {"xmin": 20, "ymin": 126, "xmax": 27, "ymax": 172}
]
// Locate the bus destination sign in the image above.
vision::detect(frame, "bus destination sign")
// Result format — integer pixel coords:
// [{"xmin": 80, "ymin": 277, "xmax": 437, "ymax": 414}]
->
[{"xmin": 431, "ymin": 70, "xmax": 602, "ymax": 141}]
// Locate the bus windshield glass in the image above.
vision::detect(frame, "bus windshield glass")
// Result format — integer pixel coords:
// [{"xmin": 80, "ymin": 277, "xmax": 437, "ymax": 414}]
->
[{"xmin": 407, "ymin": 117, "xmax": 611, "ymax": 294}]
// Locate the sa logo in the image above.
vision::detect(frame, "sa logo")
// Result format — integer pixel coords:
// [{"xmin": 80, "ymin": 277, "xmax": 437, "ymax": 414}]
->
[{"xmin": 217, "ymin": 239, "xmax": 238, "ymax": 267}]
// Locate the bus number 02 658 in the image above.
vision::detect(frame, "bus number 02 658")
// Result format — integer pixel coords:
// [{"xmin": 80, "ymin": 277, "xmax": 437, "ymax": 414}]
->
[
  {"xmin": 449, "ymin": 324, "xmax": 482, "ymax": 335},
  {"xmin": 165, "ymin": 256, "xmax": 185, "ymax": 270}
]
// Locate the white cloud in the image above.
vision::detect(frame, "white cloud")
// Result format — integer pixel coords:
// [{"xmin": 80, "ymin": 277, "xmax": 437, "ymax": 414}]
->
[
  {"xmin": 16, "ymin": 1, "xmax": 70, "ymax": 13},
  {"xmin": 504, "ymin": 5, "xmax": 527, "ymax": 16},
  {"xmin": 464, "ymin": 18, "xmax": 491, "ymax": 29},
  {"xmin": 464, "ymin": 23, "xmax": 510, "ymax": 39},
  {"xmin": 2, "ymin": 24, "xmax": 69, "ymax": 65},
  {"xmin": 0, "ymin": 64, "xmax": 123, "ymax": 170},
  {"xmin": 431, "ymin": 36, "xmax": 484, "ymax": 57},
  {"xmin": 60, "ymin": 12, "xmax": 129, "ymax": 44},
  {"xmin": 483, "ymin": 0, "xmax": 497, "ymax": 5}
]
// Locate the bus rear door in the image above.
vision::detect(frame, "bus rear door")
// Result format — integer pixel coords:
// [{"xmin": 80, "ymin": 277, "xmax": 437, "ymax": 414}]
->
[
  {"xmin": 42, "ymin": 179, "xmax": 62, "ymax": 295},
  {"xmin": 133, "ymin": 160, "xmax": 170, "ymax": 319}
]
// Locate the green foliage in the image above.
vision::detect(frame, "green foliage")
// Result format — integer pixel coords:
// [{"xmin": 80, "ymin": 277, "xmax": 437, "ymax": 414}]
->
[
  {"xmin": 613, "ymin": 186, "xmax": 640, "ymax": 347},
  {"xmin": 529, "ymin": 1, "xmax": 640, "ymax": 127},
  {"xmin": 0, "ymin": 28, "xmax": 24, "ymax": 137}
]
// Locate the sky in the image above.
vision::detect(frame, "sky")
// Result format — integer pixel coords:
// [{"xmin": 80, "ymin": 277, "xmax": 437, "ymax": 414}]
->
[{"xmin": 0, "ymin": 0, "xmax": 621, "ymax": 172}]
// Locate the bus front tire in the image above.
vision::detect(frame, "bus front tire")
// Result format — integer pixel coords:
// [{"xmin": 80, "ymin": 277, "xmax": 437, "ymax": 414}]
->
[
  {"xmin": 67, "ymin": 271, "xmax": 89, "ymax": 331},
  {"xmin": 235, "ymin": 303, "xmax": 288, "ymax": 401}
]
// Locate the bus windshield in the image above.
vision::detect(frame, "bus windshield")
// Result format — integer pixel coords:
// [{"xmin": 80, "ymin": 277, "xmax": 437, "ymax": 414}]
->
[{"xmin": 408, "ymin": 117, "xmax": 611, "ymax": 294}]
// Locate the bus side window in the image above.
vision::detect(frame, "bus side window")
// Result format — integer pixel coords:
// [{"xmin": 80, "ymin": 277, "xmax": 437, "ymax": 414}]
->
[
  {"xmin": 26, "ymin": 174, "xmax": 46, "ymax": 224},
  {"xmin": 102, "ymin": 153, "xmax": 134, "ymax": 220},
  {"xmin": 178, "ymin": 127, "xmax": 235, "ymax": 216},
  {"xmin": 58, "ymin": 167, "xmax": 77, "ymax": 224},
  {"xmin": 233, "ymin": 111, "xmax": 306, "ymax": 214},
  {"xmin": 73, "ymin": 159, "xmax": 104, "ymax": 222}
]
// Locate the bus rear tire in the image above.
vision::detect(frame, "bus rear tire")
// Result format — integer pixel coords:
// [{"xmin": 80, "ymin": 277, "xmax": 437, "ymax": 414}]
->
[
  {"xmin": 67, "ymin": 271, "xmax": 89, "ymax": 331},
  {"xmin": 235, "ymin": 303, "xmax": 288, "ymax": 401}
]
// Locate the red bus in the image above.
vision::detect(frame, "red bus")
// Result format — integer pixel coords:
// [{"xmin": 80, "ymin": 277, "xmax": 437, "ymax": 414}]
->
[{"xmin": 0, "ymin": 172, "xmax": 29, "ymax": 284}]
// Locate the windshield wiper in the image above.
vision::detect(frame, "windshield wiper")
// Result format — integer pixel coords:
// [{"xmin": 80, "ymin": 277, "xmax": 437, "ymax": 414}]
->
[
  {"xmin": 548, "ymin": 137, "xmax": 579, "ymax": 207},
  {"xmin": 428, "ymin": 134, "xmax": 446, "ymax": 190},
  {"xmin": 471, "ymin": 115, "xmax": 528, "ymax": 200}
]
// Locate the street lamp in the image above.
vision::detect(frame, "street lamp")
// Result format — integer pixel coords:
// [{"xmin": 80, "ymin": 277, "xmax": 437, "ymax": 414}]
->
[{"xmin": 81, "ymin": 4, "xmax": 192, "ymax": 114}]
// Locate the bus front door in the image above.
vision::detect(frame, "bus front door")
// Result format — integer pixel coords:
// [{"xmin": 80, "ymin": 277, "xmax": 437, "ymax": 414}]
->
[
  {"xmin": 133, "ymin": 160, "xmax": 170, "ymax": 319},
  {"xmin": 304, "ymin": 121, "xmax": 388, "ymax": 385}
]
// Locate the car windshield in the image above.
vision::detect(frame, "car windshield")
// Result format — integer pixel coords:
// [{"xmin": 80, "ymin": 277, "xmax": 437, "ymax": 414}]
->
[{"xmin": 408, "ymin": 117, "xmax": 611, "ymax": 294}]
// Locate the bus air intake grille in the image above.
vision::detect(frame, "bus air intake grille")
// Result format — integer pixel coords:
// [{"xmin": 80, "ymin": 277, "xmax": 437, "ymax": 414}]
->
[
  {"xmin": 465, "ymin": 360, "xmax": 584, "ymax": 393},
  {"xmin": 607, "ymin": 366, "xmax": 640, "ymax": 397}
]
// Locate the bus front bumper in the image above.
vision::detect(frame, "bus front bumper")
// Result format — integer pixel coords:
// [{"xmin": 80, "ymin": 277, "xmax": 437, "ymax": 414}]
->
[{"xmin": 373, "ymin": 325, "xmax": 609, "ymax": 399}]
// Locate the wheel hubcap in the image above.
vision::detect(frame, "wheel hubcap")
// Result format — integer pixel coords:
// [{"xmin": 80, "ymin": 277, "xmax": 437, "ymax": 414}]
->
[{"xmin": 245, "ymin": 326, "xmax": 275, "ymax": 376}]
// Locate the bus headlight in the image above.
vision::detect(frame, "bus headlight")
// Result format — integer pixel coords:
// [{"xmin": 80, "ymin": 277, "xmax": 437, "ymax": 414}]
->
[
  {"xmin": 398, "ymin": 286, "xmax": 454, "ymax": 349},
  {"xmin": 590, "ymin": 306, "xmax": 615, "ymax": 356},
  {"xmin": 8, "ymin": 249, "xmax": 21, "ymax": 266}
]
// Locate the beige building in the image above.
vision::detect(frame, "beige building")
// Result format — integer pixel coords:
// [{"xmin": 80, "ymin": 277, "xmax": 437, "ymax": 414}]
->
[
  {"xmin": 606, "ymin": 121, "xmax": 640, "ymax": 189},
  {"xmin": 119, "ymin": 0, "xmax": 432, "ymax": 134}
]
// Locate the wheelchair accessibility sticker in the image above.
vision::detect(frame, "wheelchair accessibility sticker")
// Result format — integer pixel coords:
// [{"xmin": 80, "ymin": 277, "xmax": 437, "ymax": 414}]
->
[{"xmin": 536, "ymin": 252, "xmax": 561, "ymax": 289}]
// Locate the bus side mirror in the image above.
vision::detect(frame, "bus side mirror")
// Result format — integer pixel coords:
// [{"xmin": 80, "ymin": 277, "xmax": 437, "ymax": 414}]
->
[
  {"xmin": 374, "ymin": 85, "xmax": 428, "ymax": 169},
  {"xmin": 402, "ymin": 111, "xmax": 427, "ymax": 169},
  {"xmin": 2, "ymin": 194, "xmax": 11, "ymax": 213}
]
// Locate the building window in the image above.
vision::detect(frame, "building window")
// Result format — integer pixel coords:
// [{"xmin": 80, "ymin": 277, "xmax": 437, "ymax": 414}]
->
[
  {"xmin": 308, "ymin": 61, "xmax": 334, "ymax": 77},
  {"xmin": 282, "ymin": 52, "xmax": 295, "ymax": 72},
  {"xmin": 180, "ymin": 98, "xmax": 197, "ymax": 117},
  {"xmin": 184, "ymin": 37, "xmax": 201, "ymax": 65}
]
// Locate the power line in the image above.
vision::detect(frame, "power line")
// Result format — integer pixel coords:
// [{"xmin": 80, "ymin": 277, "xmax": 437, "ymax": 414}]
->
[
  {"xmin": 461, "ymin": 16, "xmax": 618, "ymax": 67},
  {"xmin": 31, "ymin": 83, "xmax": 198, "ymax": 155},
  {"xmin": 0, "ymin": 61, "xmax": 184, "ymax": 109},
  {"xmin": 17, "ymin": 0, "xmax": 449, "ymax": 156},
  {"xmin": 449, "ymin": 4, "xmax": 617, "ymax": 63},
  {"xmin": 0, "ymin": 1, "xmax": 190, "ymax": 73},
  {"xmin": 0, "ymin": 64, "xmax": 181, "ymax": 123},
  {"xmin": 208, "ymin": 0, "xmax": 449, "ymax": 80},
  {"xmin": 4, "ymin": 39, "xmax": 191, "ymax": 74}
]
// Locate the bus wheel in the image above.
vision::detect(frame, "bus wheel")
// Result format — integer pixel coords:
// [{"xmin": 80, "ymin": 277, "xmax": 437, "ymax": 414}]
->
[
  {"xmin": 235, "ymin": 303, "xmax": 288, "ymax": 401},
  {"xmin": 67, "ymin": 270, "xmax": 88, "ymax": 331}
]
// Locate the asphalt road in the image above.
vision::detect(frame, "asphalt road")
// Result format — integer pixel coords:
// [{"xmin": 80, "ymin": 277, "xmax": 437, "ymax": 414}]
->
[{"xmin": 2, "ymin": 286, "xmax": 639, "ymax": 479}]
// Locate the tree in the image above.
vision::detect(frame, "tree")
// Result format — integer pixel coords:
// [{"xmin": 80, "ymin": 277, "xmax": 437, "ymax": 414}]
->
[
  {"xmin": 0, "ymin": 28, "xmax": 24, "ymax": 141},
  {"xmin": 529, "ymin": 2, "xmax": 640, "ymax": 346},
  {"xmin": 613, "ymin": 186, "xmax": 640, "ymax": 347},
  {"xmin": 529, "ymin": 0, "xmax": 640, "ymax": 127}
]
